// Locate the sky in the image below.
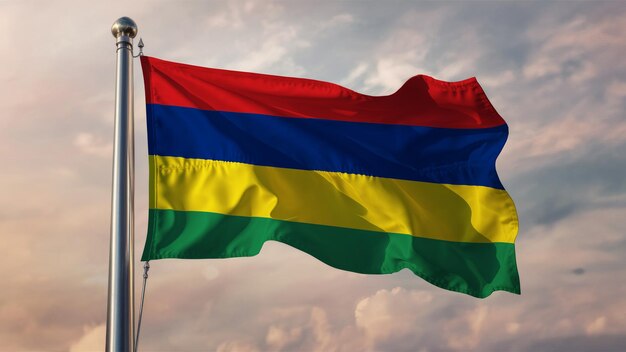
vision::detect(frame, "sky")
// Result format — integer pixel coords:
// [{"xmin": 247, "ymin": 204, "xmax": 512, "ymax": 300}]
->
[{"xmin": 1, "ymin": 0, "xmax": 625, "ymax": 351}]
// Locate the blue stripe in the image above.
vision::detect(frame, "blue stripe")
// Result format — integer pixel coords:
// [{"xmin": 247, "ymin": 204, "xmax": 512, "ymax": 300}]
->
[{"xmin": 147, "ymin": 104, "xmax": 507, "ymax": 188}]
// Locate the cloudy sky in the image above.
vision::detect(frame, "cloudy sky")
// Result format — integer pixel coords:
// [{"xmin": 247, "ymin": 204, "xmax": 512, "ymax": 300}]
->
[{"xmin": 1, "ymin": 0, "xmax": 625, "ymax": 351}]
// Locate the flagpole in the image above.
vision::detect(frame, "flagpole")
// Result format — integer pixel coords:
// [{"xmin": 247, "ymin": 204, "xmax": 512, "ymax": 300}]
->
[{"xmin": 107, "ymin": 17, "xmax": 137, "ymax": 352}]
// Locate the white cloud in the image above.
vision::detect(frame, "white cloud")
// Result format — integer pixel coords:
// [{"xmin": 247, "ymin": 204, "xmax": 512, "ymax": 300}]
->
[
  {"xmin": 228, "ymin": 17, "xmax": 308, "ymax": 75},
  {"xmin": 355, "ymin": 287, "xmax": 433, "ymax": 345},
  {"xmin": 253, "ymin": 305, "xmax": 365, "ymax": 352},
  {"xmin": 73, "ymin": 132, "xmax": 112, "ymax": 158},
  {"xmin": 507, "ymin": 322, "xmax": 521, "ymax": 334},
  {"xmin": 69, "ymin": 324, "xmax": 105, "ymax": 352},
  {"xmin": 308, "ymin": 307, "xmax": 335, "ymax": 352},
  {"xmin": 480, "ymin": 70, "xmax": 516, "ymax": 88},
  {"xmin": 585, "ymin": 316, "xmax": 607, "ymax": 335},
  {"xmin": 265, "ymin": 325, "xmax": 302, "ymax": 351},
  {"xmin": 523, "ymin": 56, "xmax": 561, "ymax": 79},
  {"xmin": 319, "ymin": 13, "xmax": 355, "ymax": 30},
  {"xmin": 206, "ymin": 1, "xmax": 245, "ymax": 29},
  {"xmin": 340, "ymin": 62, "xmax": 368, "ymax": 87},
  {"xmin": 443, "ymin": 305, "xmax": 488, "ymax": 350},
  {"xmin": 216, "ymin": 340, "xmax": 260, "ymax": 352},
  {"xmin": 363, "ymin": 52, "xmax": 428, "ymax": 94}
]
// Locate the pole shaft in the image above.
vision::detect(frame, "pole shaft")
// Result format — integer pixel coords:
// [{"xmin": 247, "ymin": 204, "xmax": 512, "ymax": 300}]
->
[{"xmin": 106, "ymin": 27, "xmax": 135, "ymax": 352}]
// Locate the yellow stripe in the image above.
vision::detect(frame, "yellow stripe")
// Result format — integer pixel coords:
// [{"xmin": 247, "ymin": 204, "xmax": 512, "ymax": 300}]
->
[{"xmin": 150, "ymin": 156, "xmax": 518, "ymax": 244}]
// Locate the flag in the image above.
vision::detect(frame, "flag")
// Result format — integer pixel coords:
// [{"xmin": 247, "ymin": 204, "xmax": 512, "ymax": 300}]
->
[{"xmin": 140, "ymin": 56, "xmax": 519, "ymax": 298}]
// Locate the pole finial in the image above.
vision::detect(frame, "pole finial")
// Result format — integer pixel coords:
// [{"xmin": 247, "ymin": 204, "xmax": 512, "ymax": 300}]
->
[{"xmin": 111, "ymin": 17, "xmax": 138, "ymax": 39}]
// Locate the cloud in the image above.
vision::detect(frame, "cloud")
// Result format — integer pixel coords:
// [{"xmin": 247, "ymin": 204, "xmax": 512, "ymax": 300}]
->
[
  {"xmin": 585, "ymin": 316, "xmax": 607, "ymax": 335},
  {"xmin": 231, "ymin": 25, "xmax": 308, "ymax": 74},
  {"xmin": 202, "ymin": 265, "xmax": 220, "ymax": 281},
  {"xmin": 523, "ymin": 334, "xmax": 626, "ymax": 352},
  {"xmin": 319, "ymin": 14, "xmax": 355, "ymax": 31},
  {"xmin": 205, "ymin": 0, "xmax": 249, "ymax": 29},
  {"xmin": 363, "ymin": 52, "xmax": 426, "ymax": 94},
  {"xmin": 480, "ymin": 70, "xmax": 516, "ymax": 88},
  {"xmin": 265, "ymin": 325, "xmax": 302, "ymax": 351},
  {"xmin": 606, "ymin": 80, "xmax": 626, "ymax": 98},
  {"xmin": 216, "ymin": 340, "xmax": 260, "ymax": 352},
  {"xmin": 340, "ymin": 62, "xmax": 368, "ymax": 87},
  {"xmin": 74, "ymin": 132, "xmax": 112, "ymax": 158},
  {"xmin": 523, "ymin": 14, "xmax": 626, "ymax": 82},
  {"xmin": 509, "ymin": 142, "xmax": 626, "ymax": 227},
  {"xmin": 355, "ymin": 287, "xmax": 433, "ymax": 344},
  {"xmin": 443, "ymin": 305, "xmax": 488, "ymax": 350},
  {"xmin": 69, "ymin": 324, "xmax": 105, "ymax": 352}
]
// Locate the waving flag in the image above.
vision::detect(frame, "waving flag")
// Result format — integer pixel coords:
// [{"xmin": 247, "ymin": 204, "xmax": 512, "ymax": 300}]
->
[{"xmin": 140, "ymin": 56, "xmax": 519, "ymax": 298}]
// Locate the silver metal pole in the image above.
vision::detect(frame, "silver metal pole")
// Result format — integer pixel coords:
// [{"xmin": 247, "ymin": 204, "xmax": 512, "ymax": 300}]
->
[{"xmin": 107, "ymin": 16, "xmax": 137, "ymax": 352}]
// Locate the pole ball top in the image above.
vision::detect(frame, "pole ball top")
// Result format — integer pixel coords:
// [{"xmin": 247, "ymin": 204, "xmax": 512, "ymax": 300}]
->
[{"xmin": 111, "ymin": 17, "xmax": 138, "ymax": 39}]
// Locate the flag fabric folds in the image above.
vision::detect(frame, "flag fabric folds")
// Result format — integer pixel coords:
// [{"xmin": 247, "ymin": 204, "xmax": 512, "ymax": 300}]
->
[{"xmin": 140, "ymin": 56, "xmax": 520, "ymax": 298}]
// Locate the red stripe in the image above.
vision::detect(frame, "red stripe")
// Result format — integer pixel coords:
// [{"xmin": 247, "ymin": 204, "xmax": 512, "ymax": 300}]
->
[{"xmin": 140, "ymin": 56, "xmax": 505, "ymax": 129}]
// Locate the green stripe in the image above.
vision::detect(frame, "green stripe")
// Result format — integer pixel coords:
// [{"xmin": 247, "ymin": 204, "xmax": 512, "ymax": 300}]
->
[{"xmin": 143, "ymin": 209, "xmax": 520, "ymax": 298}]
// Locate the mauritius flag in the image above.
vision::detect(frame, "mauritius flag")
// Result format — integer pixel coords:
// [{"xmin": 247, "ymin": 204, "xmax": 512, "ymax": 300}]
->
[{"xmin": 139, "ymin": 56, "xmax": 519, "ymax": 298}]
